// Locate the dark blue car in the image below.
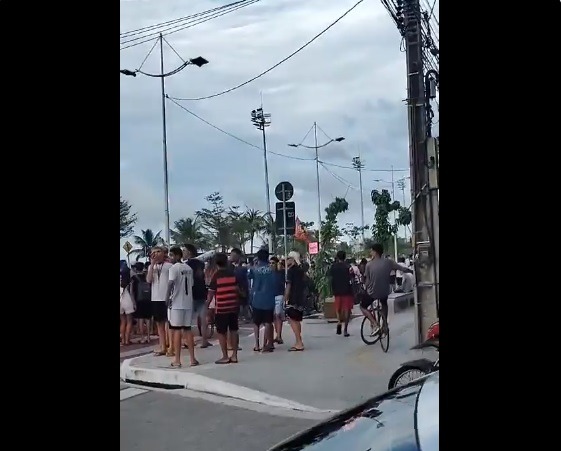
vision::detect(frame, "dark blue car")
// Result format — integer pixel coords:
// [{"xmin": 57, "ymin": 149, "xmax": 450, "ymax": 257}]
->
[{"xmin": 269, "ymin": 371, "xmax": 439, "ymax": 451}]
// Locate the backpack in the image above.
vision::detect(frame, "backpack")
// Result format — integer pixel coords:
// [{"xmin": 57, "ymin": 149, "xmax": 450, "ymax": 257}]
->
[
  {"xmin": 133, "ymin": 274, "xmax": 151, "ymax": 302},
  {"xmin": 187, "ymin": 259, "xmax": 206, "ymax": 300}
]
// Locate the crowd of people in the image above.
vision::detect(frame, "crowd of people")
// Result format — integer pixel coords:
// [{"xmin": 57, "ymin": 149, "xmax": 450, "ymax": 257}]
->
[{"xmin": 119, "ymin": 243, "xmax": 415, "ymax": 367}]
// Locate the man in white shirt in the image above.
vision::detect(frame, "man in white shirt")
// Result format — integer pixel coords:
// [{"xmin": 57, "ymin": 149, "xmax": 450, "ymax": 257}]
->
[
  {"xmin": 146, "ymin": 246, "xmax": 173, "ymax": 356},
  {"xmin": 165, "ymin": 246, "xmax": 198, "ymax": 368}
]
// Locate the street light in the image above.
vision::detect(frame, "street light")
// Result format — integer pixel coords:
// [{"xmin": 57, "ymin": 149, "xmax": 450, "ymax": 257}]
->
[
  {"xmin": 288, "ymin": 122, "xmax": 344, "ymax": 249},
  {"xmin": 250, "ymin": 107, "xmax": 273, "ymax": 254},
  {"xmin": 120, "ymin": 33, "xmax": 208, "ymax": 247}
]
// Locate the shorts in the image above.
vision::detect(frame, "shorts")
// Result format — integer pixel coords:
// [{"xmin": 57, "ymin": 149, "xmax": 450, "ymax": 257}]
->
[
  {"xmin": 151, "ymin": 301, "xmax": 168, "ymax": 322},
  {"xmin": 252, "ymin": 308, "xmax": 274, "ymax": 325},
  {"xmin": 389, "ymin": 275, "xmax": 396, "ymax": 285},
  {"xmin": 168, "ymin": 309, "xmax": 193, "ymax": 330},
  {"xmin": 134, "ymin": 301, "xmax": 152, "ymax": 320},
  {"xmin": 193, "ymin": 299, "xmax": 207, "ymax": 325},
  {"xmin": 285, "ymin": 306, "xmax": 303, "ymax": 322},
  {"xmin": 215, "ymin": 312, "xmax": 239, "ymax": 335},
  {"xmin": 334, "ymin": 295, "xmax": 354, "ymax": 312},
  {"xmin": 274, "ymin": 295, "xmax": 285, "ymax": 319},
  {"xmin": 396, "ymin": 277, "xmax": 403, "ymax": 286},
  {"xmin": 120, "ymin": 289, "xmax": 135, "ymax": 315},
  {"xmin": 359, "ymin": 295, "xmax": 389, "ymax": 311}
]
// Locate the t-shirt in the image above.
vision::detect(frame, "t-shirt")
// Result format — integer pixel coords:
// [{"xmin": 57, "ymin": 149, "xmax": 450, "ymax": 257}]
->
[
  {"xmin": 232, "ymin": 263, "xmax": 249, "ymax": 300},
  {"xmin": 328, "ymin": 261, "xmax": 353, "ymax": 296},
  {"xmin": 364, "ymin": 258, "xmax": 406, "ymax": 300},
  {"xmin": 186, "ymin": 258, "xmax": 207, "ymax": 301},
  {"xmin": 286, "ymin": 264, "xmax": 306, "ymax": 306},
  {"xmin": 273, "ymin": 270, "xmax": 285, "ymax": 297},
  {"xmin": 169, "ymin": 262, "xmax": 193, "ymax": 310},
  {"xmin": 151, "ymin": 262, "xmax": 173, "ymax": 302},
  {"xmin": 248, "ymin": 262, "xmax": 276, "ymax": 310},
  {"xmin": 209, "ymin": 268, "xmax": 239, "ymax": 314}
]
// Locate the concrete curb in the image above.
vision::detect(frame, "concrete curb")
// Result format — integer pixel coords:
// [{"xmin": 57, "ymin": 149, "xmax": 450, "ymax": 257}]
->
[{"xmin": 120, "ymin": 358, "xmax": 337, "ymax": 414}]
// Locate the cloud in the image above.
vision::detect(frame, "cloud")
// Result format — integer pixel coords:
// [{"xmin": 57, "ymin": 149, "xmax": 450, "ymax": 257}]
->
[{"xmin": 120, "ymin": 0, "xmax": 438, "ymax": 257}]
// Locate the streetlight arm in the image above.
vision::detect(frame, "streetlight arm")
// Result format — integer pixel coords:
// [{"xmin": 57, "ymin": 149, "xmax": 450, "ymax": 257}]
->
[{"xmin": 287, "ymin": 140, "xmax": 335, "ymax": 149}]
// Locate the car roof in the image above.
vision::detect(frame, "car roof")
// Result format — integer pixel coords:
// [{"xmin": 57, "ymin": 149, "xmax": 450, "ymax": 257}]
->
[{"xmin": 269, "ymin": 372, "xmax": 439, "ymax": 451}]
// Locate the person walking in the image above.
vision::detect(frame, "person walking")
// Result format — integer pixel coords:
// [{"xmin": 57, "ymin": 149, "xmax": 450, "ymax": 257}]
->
[
  {"xmin": 327, "ymin": 250, "xmax": 354, "ymax": 337},
  {"xmin": 271, "ymin": 256, "xmax": 285, "ymax": 345},
  {"xmin": 285, "ymin": 251, "xmax": 306, "ymax": 352}
]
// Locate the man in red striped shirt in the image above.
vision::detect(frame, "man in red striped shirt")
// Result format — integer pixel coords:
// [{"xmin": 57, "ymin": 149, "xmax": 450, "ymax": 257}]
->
[{"xmin": 207, "ymin": 252, "xmax": 240, "ymax": 364}]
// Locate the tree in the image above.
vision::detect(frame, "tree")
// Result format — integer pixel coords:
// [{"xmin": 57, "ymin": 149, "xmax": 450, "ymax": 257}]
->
[
  {"xmin": 196, "ymin": 192, "xmax": 233, "ymax": 252},
  {"xmin": 171, "ymin": 217, "xmax": 210, "ymax": 250},
  {"xmin": 227, "ymin": 206, "xmax": 250, "ymax": 250},
  {"xmin": 131, "ymin": 229, "xmax": 163, "ymax": 260},
  {"xmin": 371, "ymin": 189, "xmax": 400, "ymax": 250},
  {"xmin": 244, "ymin": 208, "xmax": 266, "ymax": 253},
  {"xmin": 313, "ymin": 197, "xmax": 349, "ymax": 299},
  {"xmin": 120, "ymin": 196, "xmax": 137, "ymax": 238}
]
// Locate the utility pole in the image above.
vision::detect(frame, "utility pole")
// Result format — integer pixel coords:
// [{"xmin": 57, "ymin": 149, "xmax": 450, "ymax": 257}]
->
[
  {"xmin": 352, "ymin": 155, "xmax": 366, "ymax": 243},
  {"xmin": 159, "ymin": 33, "xmax": 171, "ymax": 248},
  {"xmin": 402, "ymin": 0, "xmax": 439, "ymax": 344},
  {"xmin": 250, "ymin": 105, "xmax": 272, "ymax": 254},
  {"xmin": 313, "ymin": 122, "xmax": 322, "ymax": 249}
]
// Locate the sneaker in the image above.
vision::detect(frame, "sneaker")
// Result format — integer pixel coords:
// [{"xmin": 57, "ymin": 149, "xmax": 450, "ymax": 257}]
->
[{"xmin": 370, "ymin": 326, "xmax": 380, "ymax": 337}]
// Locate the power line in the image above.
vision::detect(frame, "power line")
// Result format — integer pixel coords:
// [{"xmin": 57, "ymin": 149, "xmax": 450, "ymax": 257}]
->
[
  {"xmin": 120, "ymin": 0, "xmax": 261, "ymax": 51},
  {"xmin": 320, "ymin": 160, "xmax": 408, "ymax": 173},
  {"xmin": 166, "ymin": 96, "xmax": 315, "ymax": 161},
  {"xmin": 120, "ymin": 1, "xmax": 246, "ymax": 37},
  {"xmin": 169, "ymin": 0, "xmax": 366, "ymax": 101}
]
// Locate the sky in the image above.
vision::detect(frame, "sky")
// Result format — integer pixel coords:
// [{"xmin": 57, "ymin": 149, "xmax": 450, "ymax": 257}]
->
[{"xmin": 120, "ymin": 0, "xmax": 439, "ymax": 258}]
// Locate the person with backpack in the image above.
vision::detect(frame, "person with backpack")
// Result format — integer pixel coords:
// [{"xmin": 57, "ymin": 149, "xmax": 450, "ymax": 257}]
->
[
  {"xmin": 184, "ymin": 244, "xmax": 212, "ymax": 349},
  {"xmin": 131, "ymin": 262, "xmax": 152, "ymax": 344}
]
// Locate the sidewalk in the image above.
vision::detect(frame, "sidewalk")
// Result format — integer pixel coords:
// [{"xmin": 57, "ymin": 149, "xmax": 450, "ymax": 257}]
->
[{"xmin": 121, "ymin": 306, "xmax": 434, "ymax": 412}]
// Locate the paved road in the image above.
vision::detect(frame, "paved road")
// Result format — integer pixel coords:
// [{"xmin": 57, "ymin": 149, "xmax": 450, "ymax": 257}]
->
[{"xmin": 120, "ymin": 383, "xmax": 316, "ymax": 451}]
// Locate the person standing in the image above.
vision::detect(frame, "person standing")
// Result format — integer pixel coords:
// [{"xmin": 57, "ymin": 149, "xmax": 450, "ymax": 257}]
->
[
  {"xmin": 207, "ymin": 253, "xmax": 240, "ymax": 364},
  {"xmin": 229, "ymin": 248, "xmax": 249, "ymax": 322},
  {"xmin": 146, "ymin": 246, "xmax": 173, "ymax": 356},
  {"xmin": 120, "ymin": 262, "xmax": 135, "ymax": 345},
  {"xmin": 248, "ymin": 249, "xmax": 276, "ymax": 352},
  {"xmin": 271, "ymin": 256, "xmax": 285, "ymax": 345},
  {"xmin": 184, "ymin": 244, "xmax": 212, "ymax": 348},
  {"xmin": 285, "ymin": 251, "xmax": 306, "ymax": 352},
  {"xmin": 327, "ymin": 251, "xmax": 354, "ymax": 337},
  {"xmin": 131, "ymin": 262, "xmax": 152, "ymax": 344},
  {"xmin": 164, "ymin": 246, "xmax": 198, "ymax": 368}
]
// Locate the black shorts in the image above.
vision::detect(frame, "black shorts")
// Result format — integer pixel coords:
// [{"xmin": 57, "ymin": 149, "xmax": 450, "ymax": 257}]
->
[
  {"xmin": 285, "ymin": 306, "xmax": 303, "ymax": 322},
  {"xmin": 151, "ymin": 301, "xmax": 168, "ymax": 323},
  {"xmin": 389, "ymin": 275, "xmax": 396, "ymax": 284},
  {"xmin": 215, "ymin": 312, "xmax": 239, "ymax": 335},
  {"xmin": 360, "ymin": 295, "xmax": 389, "ymax": 311},
  {"xmin": 134, "ymin": 301, "xmax": 152, "ymax": 320},
  {"xmin": 252, "ymin": 308, "xmax": 274, "ymax": 325},
  {"xmin": 396, "ymin": 277, "xmax": 403, "ymax": 286}
]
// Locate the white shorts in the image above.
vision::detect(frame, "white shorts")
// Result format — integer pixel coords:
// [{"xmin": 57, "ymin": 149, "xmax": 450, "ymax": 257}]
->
[
  {"xmin": 274, "ymin": 295, "xmax": 285, "ymax": 318},
  {"xmin": 194, "ymin": 300, "xmax": 207, "ymax": 324},
  {"xmin": 120, "ymin": 289, "xmax": 135, "ymax": 315},
  {"xmin": 168, "ymin": 309, "xmax": 193, "ymax": 329}
]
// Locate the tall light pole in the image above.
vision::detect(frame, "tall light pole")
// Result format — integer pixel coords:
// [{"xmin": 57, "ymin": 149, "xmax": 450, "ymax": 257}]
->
[
  {"xmin": 288, "ymin": 123, "xmax": 344, "ymax": 249},
  {"xmin": 352, "ymin": 155, "xmax": 366, "ymax": 243},
  {"xmin": 120, "ymin": 34, "xmax": 208, "ymax": 247},
  {"xmin": 250, "ymin": 107, "xmax": 272, "ymax": 254}
]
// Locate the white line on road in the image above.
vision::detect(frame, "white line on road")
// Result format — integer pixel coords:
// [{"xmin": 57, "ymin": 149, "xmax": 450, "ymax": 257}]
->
[{"xmin": 120, "ymin": 387, "xmax": 148, "ymax": 401}]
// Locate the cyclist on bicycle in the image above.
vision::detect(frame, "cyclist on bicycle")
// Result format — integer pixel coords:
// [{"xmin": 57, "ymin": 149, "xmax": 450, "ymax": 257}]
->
[{"xmin": 361, "ymin": 243, "xmax": 413, "ymax": 335}]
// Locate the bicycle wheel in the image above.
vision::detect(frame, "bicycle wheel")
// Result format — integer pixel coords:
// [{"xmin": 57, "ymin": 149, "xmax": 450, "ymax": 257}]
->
[
  {"xmin": 360, "ymin": 315, "xmax": 381, "ymax": 345},
  {"xmin": 378, "ymin": 309, "xmax": 390, "ymax": 352}
]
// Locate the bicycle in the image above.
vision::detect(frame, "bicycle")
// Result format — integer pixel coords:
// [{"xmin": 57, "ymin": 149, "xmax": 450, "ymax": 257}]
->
[{"xmin": 360, "ymin": 299, "xmax": 390, "ymax": 352}]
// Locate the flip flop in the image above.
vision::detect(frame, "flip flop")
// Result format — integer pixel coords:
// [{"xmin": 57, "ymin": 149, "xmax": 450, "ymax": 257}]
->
[
  {"xmin": 288, "ymin": 347, "xmax": 304, "ymax": 352},
  {"xmin": 170, "ymin": 362, "xmax": 182, "ymax": 368},
  {"xmin": 190, "ymin": 361, "xmax": 200, "ymax": 367},
  {"xmin": 229, "ymin": 358, "xmax": 238, "ymax": 363},
  {"xmin": 153, "ymin": 351, "xmax": 166, "ymax": 356},
  {"xmin": 199, "ymin": 343, "xmax": 213, "ymax": 348},
  {"xmin": 253, "ymin": 347, "xmax": 261, "ymax": 352},
  {"xmin": 215, "ymin": 358, "xmax": 231, "ymax": 365}
]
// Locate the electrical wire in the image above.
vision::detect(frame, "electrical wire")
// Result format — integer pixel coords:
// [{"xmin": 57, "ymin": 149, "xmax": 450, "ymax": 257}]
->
[
  {"xmin": 120, "ymin": 1, "xmax": 246, "ymax": 37},
  {"xmin": 120, "ymin": 0, "xmax": 261, "ymax": 51},
  {"xmin": 320, "ymin": 161, "xmax": 408, "ymax": 173},
  {"xmin": 166, "ymin": 96, "xmax": 315, "ymax": 161},
  {"xmin": 316, "ymin": 123, "xmax": 334, "ymax": 142},
  {"xmin": 320, "ymin": 162, "xmax": 359, "ymax": 191},
  {"xmin": 169, "ymin": 0, "xmax": 366, "ymax": 101},
  {"xmin": 296, "ymin": 124, "xmax": 315, "ymax": 147},
  {"xmin": 137, "ymin": 39, "xmax": 159, "ymax": 71}
]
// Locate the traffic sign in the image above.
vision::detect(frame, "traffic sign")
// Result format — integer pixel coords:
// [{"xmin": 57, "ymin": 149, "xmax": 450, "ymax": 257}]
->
[
  {"xmin": 274, "ymin": 181, "xmax": 294, "ymax": 202},
  {"xmin": 275, "ymin": 201, "xmax": 295, "ymax": 235},
  {"xmin": 308, "ymin": 242, "xmax": 319, "ymax": 255},
  {"xmin": 123, "ymin": 241, "xmax": 133, "ymax": 254}
]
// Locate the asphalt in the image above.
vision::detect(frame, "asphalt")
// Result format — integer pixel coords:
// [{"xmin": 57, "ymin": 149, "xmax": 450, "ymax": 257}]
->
[{"xmin": 120, "ymin": 386, "xmax": 317, "ymax": 451}]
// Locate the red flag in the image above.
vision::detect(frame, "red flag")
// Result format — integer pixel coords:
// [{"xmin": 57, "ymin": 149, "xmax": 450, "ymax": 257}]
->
[{"xmin": 295, "ymin": 217, "xmax": 309, "ymax": 242}]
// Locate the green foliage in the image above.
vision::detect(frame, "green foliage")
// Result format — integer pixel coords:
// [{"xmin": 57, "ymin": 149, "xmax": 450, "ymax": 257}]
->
[
  {"xmin": 396, "ymin": 207, "xmax": 412, "ymax": 227},
  {"xmin": 195, "ymin": 192, "xmax": 235, "ymax": 252},
  {"xmin": 120, "ymin": 196, "xmax": 137, "ymax": 238},
  {"xmin": 371, "ymin": 189, "xmax": 400, "ymax": 249},
  {"xmin": 171, "ymin": 217, "xmax": 210, "ymax": 250},
  {"xmin": 313, "ymin": 197, "xmax": 349, "ymax": 300},
  {"xmin": 131, "ymin": 229, "xmax": 163, "ymax": 260}
]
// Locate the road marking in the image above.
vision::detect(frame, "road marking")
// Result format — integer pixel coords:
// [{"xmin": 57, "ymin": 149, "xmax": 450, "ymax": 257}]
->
[{"xmin": 120, "ymin": 387, "xmax": 148, "ymax": 401}]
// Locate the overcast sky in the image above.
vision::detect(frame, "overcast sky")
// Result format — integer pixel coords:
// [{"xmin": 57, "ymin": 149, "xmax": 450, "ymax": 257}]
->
[{"xmin": 120, "ymin": 0, "xmax": 439, "ymax": 257}]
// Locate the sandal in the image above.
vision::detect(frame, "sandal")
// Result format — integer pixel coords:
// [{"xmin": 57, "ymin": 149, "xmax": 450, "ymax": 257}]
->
[
  {"xmin": 253, "ymin": 347, "xmax": 261, "ymax": 352},
  {"xmin": 215, "ymin": 358, "xmax": 231, "ymax": 365},
  {"xmin": 288, "ymin": 347, "xmax": 304, "ymax": 352},
  {"xmin": 153, "ymin": 351, "xmax": 166, "ymax": 356},
  {"xmin": 170, "ymin": 362, "xmax": 182, "ymax": 368},
  {"xmin": 190, "ymin": 360, "xmax": 200, "ymax": 367}
]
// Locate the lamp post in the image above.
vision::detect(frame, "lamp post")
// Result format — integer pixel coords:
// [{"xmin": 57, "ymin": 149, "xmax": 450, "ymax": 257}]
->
[
  {"xmin": 250, "ymin": 107, "xmax": 273, "ymax": 254},
  {"xmin": 288, "ymin": 122, "xmax": 344, "ymax": 249},
  {"xmin": 120, "ymin": 34, "xmax": 208, "ymax": 246}
]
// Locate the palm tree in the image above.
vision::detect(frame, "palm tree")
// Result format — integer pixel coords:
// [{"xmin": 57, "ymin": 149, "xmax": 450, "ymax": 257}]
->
[
  {"xmin": 131, "ymin": 229, "xmax": 163, "ymax": 260},
  {"xmin": 171, "ymin": 217, "xmax": 210, "ymax": 250},
  {"xmin": 243, "ymin": 207, "xmax": 265, "ymax": 252}
]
